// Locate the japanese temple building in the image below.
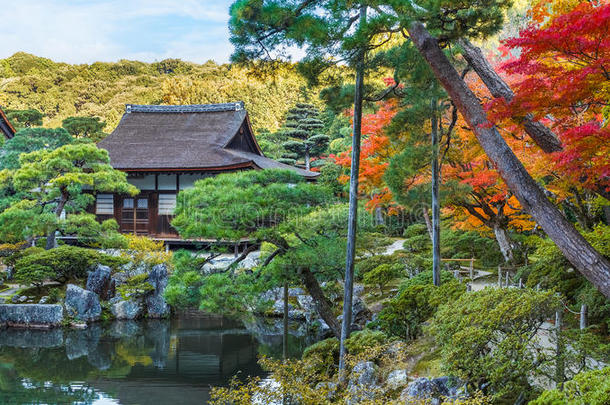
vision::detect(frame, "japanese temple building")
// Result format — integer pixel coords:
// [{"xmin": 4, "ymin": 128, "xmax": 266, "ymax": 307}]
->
[
  {"xmin": 0, "ymin": 107, "xmax": 16, "ymax": 140},
  {"xmin": 96, "ymin": 102, "xmax": 318, "ymax": 240}
]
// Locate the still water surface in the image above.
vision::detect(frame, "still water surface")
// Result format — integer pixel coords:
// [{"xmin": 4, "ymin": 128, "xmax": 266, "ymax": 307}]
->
[{"xmin": 0, "ymin": 313, "xmax": 306, "ymax": 404}]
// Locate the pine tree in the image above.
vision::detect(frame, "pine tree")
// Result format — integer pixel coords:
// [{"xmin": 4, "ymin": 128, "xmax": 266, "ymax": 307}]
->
[{"xmin": 277, "ymin": 103, "xmax": 329, "ymax": 170}]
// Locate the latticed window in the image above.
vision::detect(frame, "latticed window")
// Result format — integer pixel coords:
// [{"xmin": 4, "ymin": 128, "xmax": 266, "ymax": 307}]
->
[
  {"xmin": 95, "ymin": 194, "xmax": 114, "ymax": 215},
  {"xmin": 158, "ymin": 194, "xmax": 176, "ymax": 215}
]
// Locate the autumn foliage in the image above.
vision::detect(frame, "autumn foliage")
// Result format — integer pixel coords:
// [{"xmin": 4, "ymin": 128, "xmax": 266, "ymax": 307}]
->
[{"xmin": 490, "ymin": 1, "xmax": 610, "ymax": 193}]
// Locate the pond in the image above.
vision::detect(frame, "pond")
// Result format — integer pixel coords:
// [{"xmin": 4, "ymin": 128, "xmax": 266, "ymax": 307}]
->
[{"xmin": 0, "ymin": 312, "xmax": 310, "ymax": 404}]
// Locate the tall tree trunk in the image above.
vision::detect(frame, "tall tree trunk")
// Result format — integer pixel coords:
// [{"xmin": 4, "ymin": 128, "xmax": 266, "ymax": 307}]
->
[
  {"xmin": 408, "ymin": 22, "xmax": 610, "ymax": 298},
  {"xmin": 431, "ymin": 98, "xmax": 441, "ymax": 286},
  {"xmin": 374, "ymin": 206, "xmax": 384, "ymax": 226},
  {"xmin": 299, "ymin": 267, "xmax": 341, "ymax": 338},
  {"xmin": 458, "ymin": 39, "xmax": 562, "ymax": 153},
  {"xmin": 46, "ymin": 190, "xmax": 68, "ymax": 250},
  {"xmin": 493, "ymin": 223, "xmax": 515, "ymax": 264},
  {"xmin": 339, "ymin": 5, "xmax": 367, "ymax": 373}
]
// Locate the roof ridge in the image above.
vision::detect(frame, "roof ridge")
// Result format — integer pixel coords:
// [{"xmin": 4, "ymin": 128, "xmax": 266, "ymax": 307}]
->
[{"xmin": 126, "ymin": 102, "xmax": 245, "ymax": 113}]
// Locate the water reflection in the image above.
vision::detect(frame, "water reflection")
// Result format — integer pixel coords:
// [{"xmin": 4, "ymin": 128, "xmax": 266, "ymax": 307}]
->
[{"xmin": 0, "ymin": 313, "xmax": 308, "ymax": 404}]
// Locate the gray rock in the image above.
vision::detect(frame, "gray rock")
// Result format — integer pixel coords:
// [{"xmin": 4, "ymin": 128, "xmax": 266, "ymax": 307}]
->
[
  {"xmin": 18, "ymin": 295, "xmax": 28, "ymax": 303},
  {"xmin": 385, "ymin": 369, "xmax": 408, "ymax": 390},
  {"xmin": 348, "ymin": 361, "xmax": 379, "ymax": 403},
  {"xmin": 0, "ymin": 304, "xmax": 63, "ymax": 326},
  {"xmin": 401, "ymin": 376, "xmax": 465, "ymax": 403},
  {"xmin": 352, "ymin": 297, "xmax": 372, "ymax": 325},
  {"xmin": 354, "ymin": 284, "xmax": 365, "ymax": 298},
  {"xmin": 145, "ymin": 264, "xmax": 170, "ymax": 318},
  {"xmin": 349, "ymin": 361, "xmax": 378, "ymax": 389},
  {"xmin": 111, "ymin": 299, "xmax": 142, "ymax": 320},
  {"xmin": 38, "ymin": 296, "xmax": 49, "ymax": 304},
  {"xmin": 147, "ymin": 264, "xmax": 169, "ymax": 292},
  {"xmin": 146, "ymin": 294, "xmax": 170, "ymax": 318},
  {"xmin": 86, "ymin": 264, "xmax": 115, "ymax": 300},
  {"xmin": 64, "ymin": 284, "xmax": 101, "ymax": 322}
]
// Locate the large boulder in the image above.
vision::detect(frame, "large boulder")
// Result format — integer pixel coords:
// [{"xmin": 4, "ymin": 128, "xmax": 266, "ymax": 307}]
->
[
  {"xmin": 111, "ymin": 299, "xmax": 142, "ymax": 320},
  {"xmin": 348, "ymin": 361, "xmax": 379, "ymax": 403},
  {"xmin": 385, "ymin": 369, "xmax": 409, "ymax": 390},
  {"xmin": 86, "ymin": 264, "xmax": 116, "ymax": 300},
  {"xmin": 64, "ymin": 284, "xmax": 101, "ymax": 322},
  {"xmin": 145, "ymin": 295, "xmax": 170, "ymax": 318},
  {"xmin": 401, "ymin": 376, "xmax": 465, "ymax": 404},
  {"xmin": 145, "ymin": 264, "xmax": 170, "ymax": 318},
  {"xmin": 0, "ymin": 304, "xmax": 63, "ymax": 327}
]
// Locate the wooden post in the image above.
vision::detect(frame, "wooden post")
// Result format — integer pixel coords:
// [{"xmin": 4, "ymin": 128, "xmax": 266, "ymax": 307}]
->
[
  {"xmin": 498, "ymin": 266, "xmax": 502, "ymax": 287},
  {"xmin": 580, "ymin": 304, "xmax": 588, "ymax": 330},
  {"xmin": 469, "ymin": 258, "xmax": 474, "ymax": 280},
  {"xmin": 518, "ymin": 278, "xmax": 523, "ymax": 289},
  {"xmin": 555, "ymin": 309, "xmax": 565, "ymax": 387},
  {"xmin": 505, "ymin": 271, "xmax": 510, "ymax": 287},
  {"xmin": 454, "ymin": 269, "xmax": 459, "ymax": 280}
]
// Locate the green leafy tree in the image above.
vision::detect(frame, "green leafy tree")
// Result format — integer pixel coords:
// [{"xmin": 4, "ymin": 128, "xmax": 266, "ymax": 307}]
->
[
  {"xmin": 277, "ymin": 103, "xmax": 329, "ymax": 170},
  {"xmin": 429, "ymin": 288, "xmax": 560, "ymax": 403},
  {"xmin": 530, "ymin": 367, "xmax": 610, "ymax": 405},
  {"xmin": 5, "ymin": 109, "xmax": 43, "ymax": 129},
  {"xmin": 61, "ymin": 116, "xmax": 107, "ymax": 142},
  {"xmin": 362, "ymin": 263, "xmax": 402, "ymax": 295},
  {"xmin": 0, "ymin": 127, "xmax": 74, "ymax": 170},
  {"xmin": 0, "ymin": 143, "xmax": 137, "ymax": 249},
  {"xmin": 173, "ymin": 169, "xmax": 344, "ymax": 335}
]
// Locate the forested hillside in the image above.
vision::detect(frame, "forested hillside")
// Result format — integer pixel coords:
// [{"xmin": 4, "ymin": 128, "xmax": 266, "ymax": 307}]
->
[{"xmin": 0, "ymin": 52, "xmax": 319, "ymax": 133}]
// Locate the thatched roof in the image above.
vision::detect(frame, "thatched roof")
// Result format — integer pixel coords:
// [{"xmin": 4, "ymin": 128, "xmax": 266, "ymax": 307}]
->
[
  {"xmin": 0, "ymin": 107, "xmax": 16, "ymax": 139},
  {"xmin": 98, "ymin": 102, "xmax": 318, "ymax": 178}
]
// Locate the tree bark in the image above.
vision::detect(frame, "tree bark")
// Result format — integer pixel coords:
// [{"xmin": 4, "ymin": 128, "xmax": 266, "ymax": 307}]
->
[
  {"xmin": 46, "ymin": 190, "xmax": 69, "ymax": 250},
  {"xmin": 339, "ymin": 4, "xmax": 367, "ymax": 373},
  {"xmin": 299, "ymin": 266, "xmax": 341, "ymax": 338},
  {"xmin": 458, "ymin": 39, "xmax": 563, "ymax": 153},
  {"xmin": 409, "ymin": 22, "xmax": 610, "ymax": 298},
  {"xmin": 493, "ymin": 223, "xmax": 515, "ymax": 264},
  {"xmin": 431, "ymin": 98, "xmax": 441, "ymax": 286}
]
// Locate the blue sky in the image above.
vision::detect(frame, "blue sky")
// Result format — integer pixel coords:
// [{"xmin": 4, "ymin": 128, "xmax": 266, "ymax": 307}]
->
[{"xmin": 0, "ymin": 0, "xmax": 237, "ymax": 64}]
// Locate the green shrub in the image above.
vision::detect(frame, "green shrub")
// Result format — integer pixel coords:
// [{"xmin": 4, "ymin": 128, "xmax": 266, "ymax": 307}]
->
[
  {"xmin": 429, "ymin": 288, "xmax": 560, "ymax": 403},
  {"xmin": 165, "ymin": 250, "xmax": 207, "ymax": 309},
  {"xmin": 355, "ymin": 252, "xmax": 407, "ymax": 281},
  {"xmin": 302, "ymin": 337, "xmax": 339, "ymax": 379},
  {"xmin": 47, "ymin": 287, "xmax": 62, "ymax": 304},
  {"xmin": 344, "ymin": 329, "xmax": 390, "ymax": 356},
  {"xmin": 13, "ymin": 245, "xmax": 127, "ymax": 287},
  {"xmin": 519, "ymin": 225, "xmax": 610, "ymax": 331},
  {"xmin": 530, "ymin": 367, "xmax": 610, "ymax": 405},
  {"xmin": 116, "ymin": 273, "xmax": 154, "ymax": 299},
  {"xmin": 398, "ymin": 270, "xmax": 454, "ymax": 291},
  {"xmin": 378, "ymin": 279, "xmax": 466, "ymax": 340},
  {"xmin": 362, "ymin": 263, "xmax": 403, "ymax": 294}
]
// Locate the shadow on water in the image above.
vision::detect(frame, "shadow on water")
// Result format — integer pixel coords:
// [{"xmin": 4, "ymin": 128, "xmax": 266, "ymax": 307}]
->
[{"xmin": 0, "ymin": 312, "xmax": 311, "ymax": 404}]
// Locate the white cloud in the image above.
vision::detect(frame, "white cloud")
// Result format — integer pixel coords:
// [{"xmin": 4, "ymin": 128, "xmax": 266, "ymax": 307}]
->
[{"xmin": 0, "ymin": 0, "xmax": 234, "ymax": 64}]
